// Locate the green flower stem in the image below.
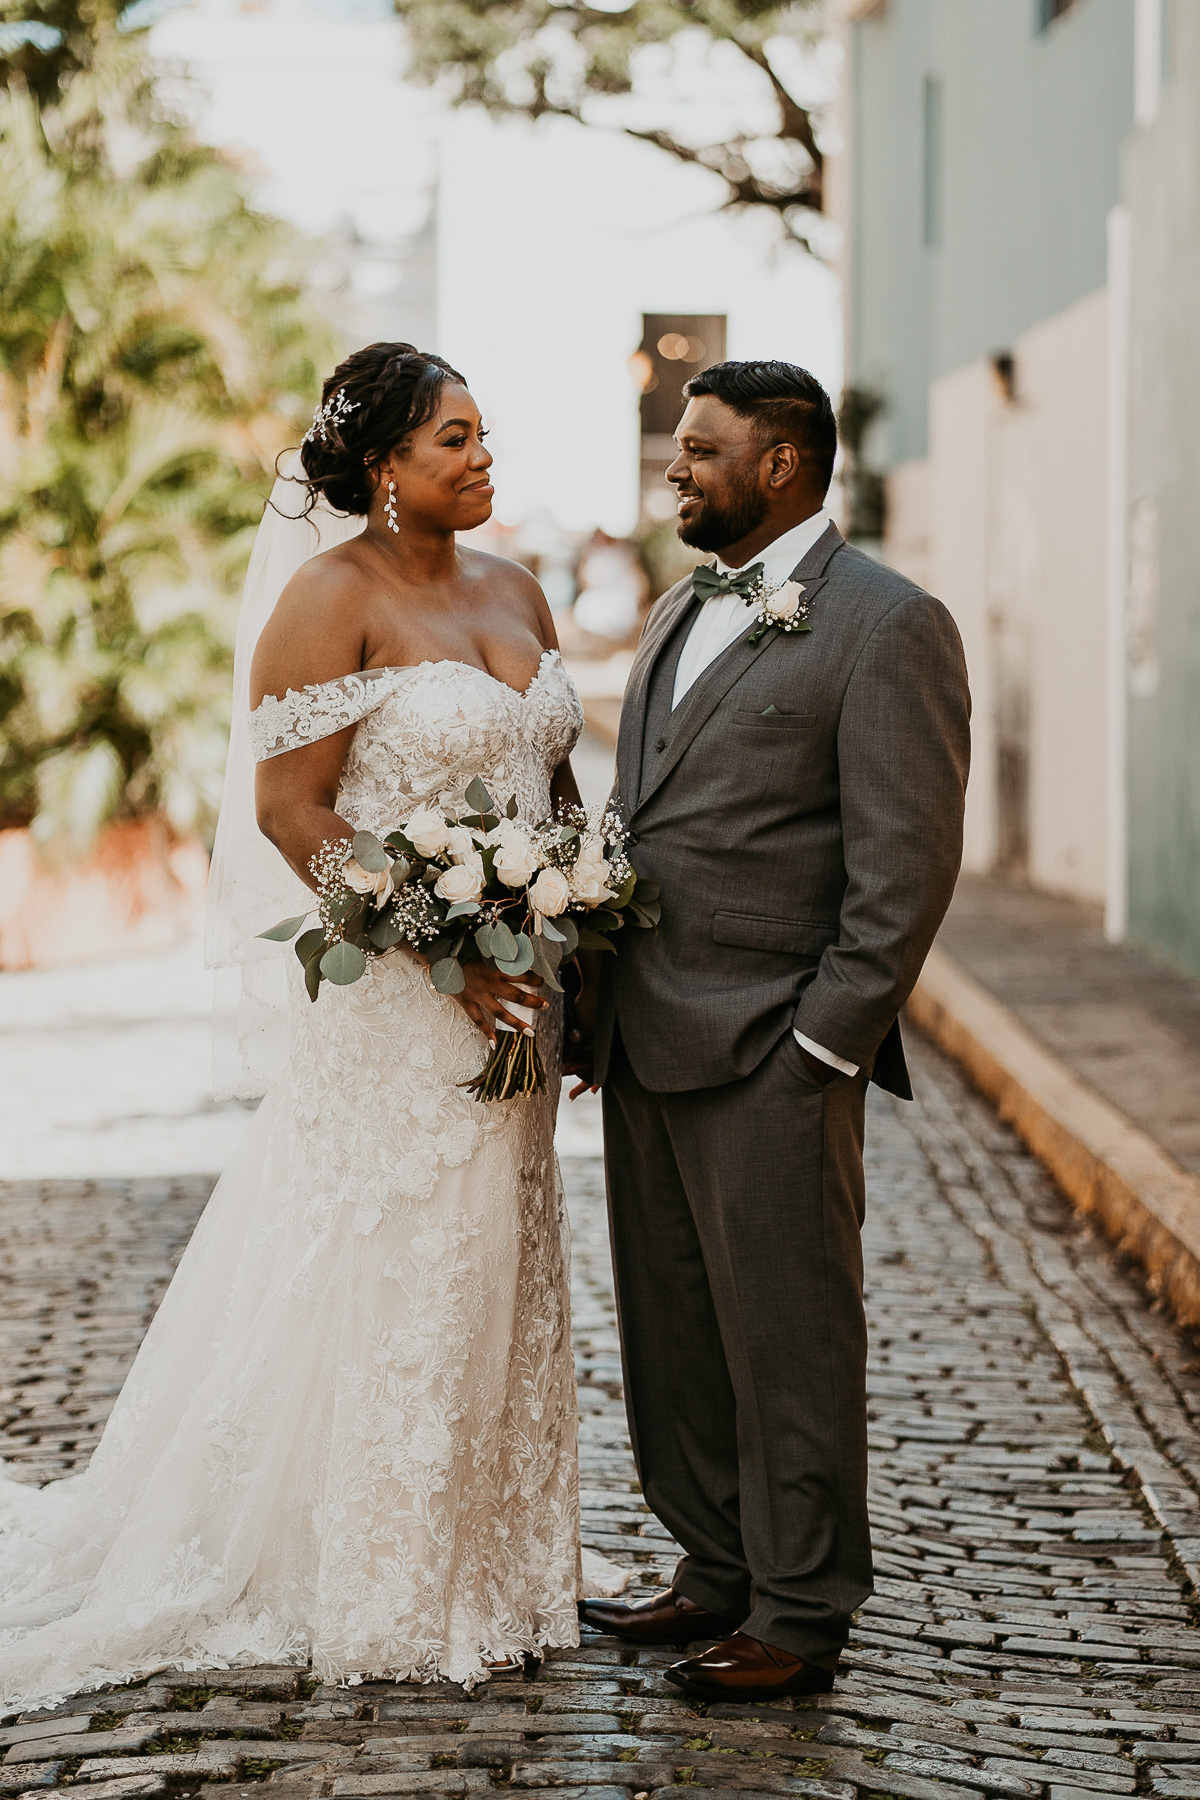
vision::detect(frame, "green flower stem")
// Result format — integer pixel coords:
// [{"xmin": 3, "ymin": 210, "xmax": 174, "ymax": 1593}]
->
[{"xmin": 462, "ymin": 1030, "xmax": 547, "ymax": 1102}]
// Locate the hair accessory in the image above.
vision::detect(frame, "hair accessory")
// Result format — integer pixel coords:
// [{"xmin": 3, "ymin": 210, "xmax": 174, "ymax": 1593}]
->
[
  {"xmin": 385, "ymin": 480, "xmax": 399, "ymax": 534},
  {"xmin": 302, "ymin": 386, "xmax": 360, "ymax": 446}
]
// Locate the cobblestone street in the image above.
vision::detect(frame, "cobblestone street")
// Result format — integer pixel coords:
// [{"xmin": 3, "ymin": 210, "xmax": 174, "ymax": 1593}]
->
[{"xmin": 5, "ymin": 1036, "xmax": 1200, "ymax": 1800}]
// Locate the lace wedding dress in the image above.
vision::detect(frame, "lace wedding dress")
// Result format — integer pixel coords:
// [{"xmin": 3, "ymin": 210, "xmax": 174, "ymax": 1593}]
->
[{"xmin": 0, "ymin": 650, "xmax": 587, "ymax": 1710}]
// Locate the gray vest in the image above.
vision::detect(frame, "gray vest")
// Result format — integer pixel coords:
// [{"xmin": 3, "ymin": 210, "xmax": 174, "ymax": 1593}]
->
[{"xmin": 638, "ymin": 599, "xmax": 700, "ymax": 798}]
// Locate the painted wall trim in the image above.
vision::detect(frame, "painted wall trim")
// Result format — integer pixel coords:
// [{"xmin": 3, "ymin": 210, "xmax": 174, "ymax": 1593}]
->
[{"xmin": 1105, "ymin": 204, "xmax": 1131, "ymax": 944}]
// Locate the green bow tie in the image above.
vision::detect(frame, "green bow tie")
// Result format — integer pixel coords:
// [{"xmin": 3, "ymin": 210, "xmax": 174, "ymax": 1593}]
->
[{"xmin": 692, "ymin": 561, "xmax": 764, "ymax": 602}]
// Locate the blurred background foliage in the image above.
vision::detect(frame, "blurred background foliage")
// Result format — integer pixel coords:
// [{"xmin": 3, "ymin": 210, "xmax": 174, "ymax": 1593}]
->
[
  {"xmin": 0, "ymin": 0, "xmax": 330, "ymax": 850},
  {"xmin": 395, "ymin": 0, "xmax": 827, "ymax": 251}
]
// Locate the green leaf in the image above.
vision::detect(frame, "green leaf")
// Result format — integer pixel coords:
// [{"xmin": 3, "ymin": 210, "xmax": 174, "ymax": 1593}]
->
[
  {"xmin": 490, "ymin": 919, "xmax": 518, "ymax": 961},
  {"xmin": 505, "ymin": 794, "xmax": 519, "ymax": 819},
  {"xmin": 540, "ymin": 918, "xmax": 566, "ymax": 943},
  {"xmin": 555, "ymin": 916, "xmax": 579, "ymax": 955},
  {"xmin": 319, "ymin": 940, "xmax": 367, "ymax": 984},
  {"xmin": 632, "ymin": 899, "xmax": 662, "ymax": 928},
  {"xmin": 304, "ymin": 950, "xmax": 323, "ymax": 1002},
  {"xmin": 368, "ymin": 916, "xmax": 403, "ymax": 949},
  {"xmin": 445, "ymin": 900, "xmax": 481, "ymax": 921},
  {"xmin": 529, "ymin": 939, "xmax": 564, "ymax": 994},
  {"xmin": 258, "ymin": 913, "xmax": 309, "ymax": 942},
  {"xmin": 495, "ymin": 934, "xmax": 535, "ymax": 977},
  {"xmin": 294, "ymin": 927, "xmax": 325, "ymax": 965},
  {"xmin": 587, "ymin": 907, "xmax": 622, "ymax": 932},
  {"xmin": 633, "ymin": 878, "xmax": 661, "ymax": 903},
  {"xmin": 430, "ymin": 956, "xmax": 466, "ymax": 995},
  {"xmin": 559, "ymin": 826, "xmax": 579, "ymax": 845},
  {"xmin": 612, "ymin": 871, "xmax": 637, "ymax": 908},
  {"xmin": 384, "ymin": 831, "xmax": 416, "ymax": 857},
  {"xmin": 351, "ymin": 829, "xmax": 388, "ymax": 873},
  {"xmin": 464, "ymin": 776, "xmax": 496, "ymax": 814},
  {"xmin": 575, "ymin": 927, "xmax": 618, "ymax": 954},
  {"xmin": 474, "ymin": 922, "xmax": 495, "ymax": 959}
]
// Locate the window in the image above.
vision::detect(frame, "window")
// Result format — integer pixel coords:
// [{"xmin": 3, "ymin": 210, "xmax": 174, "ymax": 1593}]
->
[
  {"xmin": 922, "ymin": 74, "xmax": 943, "ymax": 249},
  {"xmin": 1036, "ymin": 0, "xmax": 1078, "ymax": 30}
]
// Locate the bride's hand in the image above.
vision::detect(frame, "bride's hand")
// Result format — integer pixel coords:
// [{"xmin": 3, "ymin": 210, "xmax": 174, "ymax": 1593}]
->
[{"xmin": 452, "ymin": 964, "xmax": 546, "ymax": 1041}]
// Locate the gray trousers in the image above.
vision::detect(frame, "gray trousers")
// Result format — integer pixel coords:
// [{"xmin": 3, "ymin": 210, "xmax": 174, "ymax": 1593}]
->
[{"xmin": 601, "ymin": 1028, "xmax": 874, "ymax": 1668}]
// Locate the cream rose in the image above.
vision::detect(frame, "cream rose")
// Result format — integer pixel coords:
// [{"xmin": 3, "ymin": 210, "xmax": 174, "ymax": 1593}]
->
[
  {"xmin": 434, "ymin": 853, "xmax": 485, "ymax": 904},
  {"xmin": 569, "ymin": 840, "xmax": 616, "ymax": 908},
  {"xmin": 343, "ymin": 855, "xmax": 392, "ymax": 903},
  {"xmin": 529, "ymin": 867, "xmax": 571, "ymax": 918},
  {"xmin": 404, "ymin": 803, "xmax": 451, "ymax": 858},
  {"xmin": 443, "ymin": 825, "xmax": 480, "ymax": 864},
  {"xmin": 765, "ymin": 579, "xmax": 805, "ymax": 622},
  {"xmin": 492, "ymin": 827, "xmax": 541, "ymax": 888}
]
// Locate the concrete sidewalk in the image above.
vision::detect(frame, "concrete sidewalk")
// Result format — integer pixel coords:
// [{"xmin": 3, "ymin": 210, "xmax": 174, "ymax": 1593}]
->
[{"xmin": 909, "ymin": 875, "xmax": 1200, "ymax": 1328}]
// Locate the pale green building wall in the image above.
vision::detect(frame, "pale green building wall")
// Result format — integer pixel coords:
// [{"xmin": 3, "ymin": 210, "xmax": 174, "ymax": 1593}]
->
[
  {"xmin": 848, "ymin": 0, "xmax": 1134, "ymax": 467},
  {"xmin": 1124, "ymin": 3, "xmax": 1200, "ymax": 975}
]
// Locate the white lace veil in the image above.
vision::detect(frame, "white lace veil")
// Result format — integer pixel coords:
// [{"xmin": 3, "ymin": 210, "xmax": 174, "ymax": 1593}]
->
[{"xmin": 204, "ymin": 450, "xmax": 366, "ymax": 1099}]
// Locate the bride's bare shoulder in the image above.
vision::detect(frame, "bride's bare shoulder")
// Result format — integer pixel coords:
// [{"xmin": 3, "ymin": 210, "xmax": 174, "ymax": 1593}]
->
[
  {"xmin": 251, "ymin": 542, "xmax": 370, "ymax": 706},
  {"xmin": 459, "ymin": 547, "xmax": 554, "ymax": 636}
]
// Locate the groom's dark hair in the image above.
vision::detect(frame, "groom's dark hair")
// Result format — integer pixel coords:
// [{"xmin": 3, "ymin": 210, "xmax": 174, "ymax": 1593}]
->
[{"xmin": 683, "ymin": 360, "xmax": 838, "ymax": 493}]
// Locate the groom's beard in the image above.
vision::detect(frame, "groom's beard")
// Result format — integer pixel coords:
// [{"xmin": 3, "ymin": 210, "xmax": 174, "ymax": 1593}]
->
[{"xmin": 675, "ymin": 465, "xmax": 769, "ymax": 554}]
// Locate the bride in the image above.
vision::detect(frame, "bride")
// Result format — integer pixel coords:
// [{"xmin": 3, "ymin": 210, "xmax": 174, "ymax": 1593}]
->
[{"xmin": 0, "ymin": 343, "xmax": 593, "ymax": 1707}]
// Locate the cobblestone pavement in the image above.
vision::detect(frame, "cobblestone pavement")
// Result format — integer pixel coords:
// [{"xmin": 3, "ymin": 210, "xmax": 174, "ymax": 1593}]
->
[{"xmin": 5, "ymin": 1037, "xmax": 1200, "ymax": 1800}]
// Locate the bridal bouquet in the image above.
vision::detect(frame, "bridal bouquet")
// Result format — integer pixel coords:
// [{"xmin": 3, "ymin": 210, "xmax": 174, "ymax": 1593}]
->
[{"xmin": 260, "ymin": 777, "xmax": 659, "ymax": 1101}]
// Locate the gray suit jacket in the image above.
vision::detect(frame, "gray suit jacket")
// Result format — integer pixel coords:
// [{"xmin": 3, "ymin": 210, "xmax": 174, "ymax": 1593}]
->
[{"xmin": 593, "ymin": 524, "xmax": 971, "ymax": 1098}]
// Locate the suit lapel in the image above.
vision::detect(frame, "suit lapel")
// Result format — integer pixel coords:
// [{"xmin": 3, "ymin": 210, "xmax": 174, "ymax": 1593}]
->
[
  {"xmin": 630, "ymin": 523, "xmax": 847, "ymax": 820},
  {"xmin": 615, "ymin": 573, "xmax": 698, "ymax": 815}
]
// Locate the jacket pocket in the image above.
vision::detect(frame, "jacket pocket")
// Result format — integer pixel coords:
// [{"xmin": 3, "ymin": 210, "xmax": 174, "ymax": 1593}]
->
[
  {"xmin": 712, "ymin": 910, "xmax": 838, "ymax": 957},
  {"xmin": 732, "ymin": 710, "xmax": 816, "ymax": 728}
]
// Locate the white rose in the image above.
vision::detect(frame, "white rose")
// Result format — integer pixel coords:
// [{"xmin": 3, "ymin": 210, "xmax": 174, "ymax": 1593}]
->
[
  {"xmin": 444, "ymin": 825, "xmax": 479, "ymax": 863},
  {"xmin": 343, "ymin": 855, "xmax": 392, "ymax": 902},
  {"xmin": 529, "ymin": 867, "xmax": 571, "ymax": 918},
  {"xmin": 404, "ymin": 803, "xmax": 451, "ymax": 858},
  {"xmin": 493, "ymin": 829, "xmax": 541, "ymax": 888},
  {"xmin": 434, "ymin": 853, "xmax": 485, "ymax": 904},
  {"xmin": 569, "ymin": 841, "xmax": 616, "ymax": 908},
  {"xmin": 765, "ymin": 579, "xmax": 805, "ymax": 622}
]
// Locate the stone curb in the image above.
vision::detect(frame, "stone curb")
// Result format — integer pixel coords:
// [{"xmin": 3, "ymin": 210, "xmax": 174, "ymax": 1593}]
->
[{"xmin": 906, "ymin": 944, "xmax": 1200, "ymax": 1329}]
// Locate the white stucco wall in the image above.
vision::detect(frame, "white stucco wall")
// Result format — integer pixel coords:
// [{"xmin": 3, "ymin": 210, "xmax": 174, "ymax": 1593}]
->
[{"xmin": 890, "ymin": 289, "xmax": 1110, "ymax": 900}]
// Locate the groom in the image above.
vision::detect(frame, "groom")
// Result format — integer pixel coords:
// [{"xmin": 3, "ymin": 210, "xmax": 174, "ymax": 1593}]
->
[{"xmin": 576, "ymin": 360, "xmax": 971, "ymax": 1701}]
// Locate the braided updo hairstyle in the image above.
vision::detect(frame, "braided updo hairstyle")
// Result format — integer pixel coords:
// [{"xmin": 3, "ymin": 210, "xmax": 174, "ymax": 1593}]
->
[{"xmin": 297, "ymin": 342, "xmax": 466, "ymax": 517}]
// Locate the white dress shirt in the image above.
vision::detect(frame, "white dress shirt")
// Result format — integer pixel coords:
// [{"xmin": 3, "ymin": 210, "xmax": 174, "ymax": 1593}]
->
[{"xmin": 671, "ymin": 508, "xmax": 858, "ymax": 1079}]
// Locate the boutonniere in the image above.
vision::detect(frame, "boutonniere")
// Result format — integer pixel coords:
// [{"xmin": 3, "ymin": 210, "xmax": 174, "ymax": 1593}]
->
[{"xmin": 744, "ymin": 578, "xmax": 812, "ymax": 647}]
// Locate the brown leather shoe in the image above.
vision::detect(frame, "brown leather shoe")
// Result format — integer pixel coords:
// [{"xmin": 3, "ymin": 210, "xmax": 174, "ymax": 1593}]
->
[
  {"xmin": 664, "ymin": 1631, "xmax": 838, "ymax": 1702},
  {"xmin": 578, "ymin": 1587, "xmax": 739, "ymax": 1646}
]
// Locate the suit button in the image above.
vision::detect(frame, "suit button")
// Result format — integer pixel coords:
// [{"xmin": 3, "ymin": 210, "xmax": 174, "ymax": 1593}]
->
[
  {"xmin": 626, "ymin": 830, "xmax": 640, "ymax": 846},
  {"xmin": 654, "ymin": 736, "xmax": 667, "ymax": 752}
]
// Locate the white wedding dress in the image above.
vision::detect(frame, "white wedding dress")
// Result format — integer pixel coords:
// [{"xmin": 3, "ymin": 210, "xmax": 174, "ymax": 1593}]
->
[{"xmin": 0, "ymin": 650, "xmax": 587, "ymax": 1710}]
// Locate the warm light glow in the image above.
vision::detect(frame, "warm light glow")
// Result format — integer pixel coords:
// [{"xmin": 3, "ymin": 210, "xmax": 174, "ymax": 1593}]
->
[{"xmin": 627, "ymin": 350, "xmax": 658, "ymax": 393}]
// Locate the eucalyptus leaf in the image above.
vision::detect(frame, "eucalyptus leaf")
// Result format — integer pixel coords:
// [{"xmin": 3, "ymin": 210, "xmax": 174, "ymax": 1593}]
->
[
  {"xmin": 575, "ymin": 927, "xmax": 618, "ymax": 955},
  {"xmin": 464, "ymin": 776, "xmax": 496, "ymax": 814},
  {"xmin": 445, "ymin": 900, "xmax": 481, "ymax": 921},
  {"xmin": 304, "ymin": 950, "xmax": 323, "ymax": 1003},
  {"xmin": 258, "ymin": 913, "xmax": 309, "ymax": 942},
  {"xmin": 368, "ymin": 916, "xmax": 403, "ymax": 949},
  {"xmin": 539, "ymin": 918, "xmax": 566, "ymax": 943},
  {"xmin": 495, "ymin": 934, "xmax": 535, "ymax": 977},
  {"xmin": 614, "ymin": 870, "xmax": 637, "ymax": 907},
  {"xmin": 588, "ymin": 907, "xmax": 622, "ymax": 932},
  {"xmin": 505, "ymin": 795, "xmax": 519, "ymax": 820},
  {"xmin": 490, "ymin": 920, "xmax": 518, "ymax": 961},
  {"xmin": 555, "ymin": 916, "xmax": 579, "ymax": 955},
  {"xmin": 633, "ymin": 878, "xmax": 661, "ymax": 903},
  {"xmin": 320, "ymin": 939, "xmax": 367, "ymax": 984},
  {"xmin": 351, "ymin": 829, "xmax": 388, "ymax": 873},
  {"xmin": 529, "ymin": 939, "xmax": 564, "ymax": 994},
  {"xmin": 294, "ymin": 926, "xmax": 325, "ymax": 966},
  {"xmin": 474, "ymin": 922, "xmax": 495, "ymax": 959},
  {"xmin": 430, "ymin": 957, "xmax": 466, "ymax": 995}
]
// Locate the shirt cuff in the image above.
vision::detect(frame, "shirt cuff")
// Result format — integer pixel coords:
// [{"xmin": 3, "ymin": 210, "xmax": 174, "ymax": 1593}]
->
[{"xmin": 793, "ymin": 1029, "xmax": 859, "ymax": 1078}]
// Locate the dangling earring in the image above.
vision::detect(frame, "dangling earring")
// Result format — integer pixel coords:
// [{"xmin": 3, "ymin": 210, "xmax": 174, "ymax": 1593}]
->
[{"xmin": 385, "ymin": 480, "xmax": 399, "ymax": 534}]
